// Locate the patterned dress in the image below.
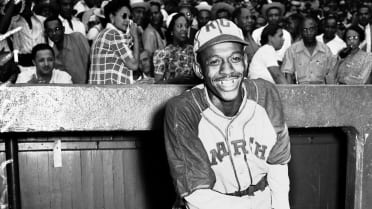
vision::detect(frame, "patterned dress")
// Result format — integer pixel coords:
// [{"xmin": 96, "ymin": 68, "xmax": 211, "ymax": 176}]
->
[
  {"xmin": 336, "ymin": 50, "xmax": 372, "ymax": 84},
  {"xmin": 153, "ymin": 44, "xmax": 196, "ymax": 82}
]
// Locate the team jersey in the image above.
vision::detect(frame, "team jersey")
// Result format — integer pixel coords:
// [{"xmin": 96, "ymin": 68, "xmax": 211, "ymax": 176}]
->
[{"xmin": 164, "ymin": 79, "xmax": 291, "ymax": 209}]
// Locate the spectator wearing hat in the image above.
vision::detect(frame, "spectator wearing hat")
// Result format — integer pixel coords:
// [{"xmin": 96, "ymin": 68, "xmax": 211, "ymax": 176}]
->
[
  {"xmin": 233, "ymin": 6, "xmax": 259, "ymax": 64},
  {"xmin": 130, "ymin": 0, "xmax": 149, "ymax": 51},
  {"xmin": 153, "ymin": 13, "xmax": 197, "ymax": 83},
  {"xmin": 316, "ymin": 15, "xmax": 346, "ymax": 56},
  {"xmin": 252, "ymin": 2, "xmax": 292, "ymax": 62},
  {"xmin": 130, "ymin": 0, "xmax": 149, "ymax": 32},
  {"xmin": 211, "ymin": 2, "xmax": 234, "ymax": 20},
  {"xmin": 281, "ymin": 16, "xmax": 336, "ymax": 84},
  {"xmin": 89, "ymin": 0, "xmax": 140, "ymax": 84},
  {"xmin": 142, "ymin": 0, "xmax": 166, "ymax": 56},
  {"xmin": 195, "ymin": 1, "xmax": 211, "ymax": 28}
]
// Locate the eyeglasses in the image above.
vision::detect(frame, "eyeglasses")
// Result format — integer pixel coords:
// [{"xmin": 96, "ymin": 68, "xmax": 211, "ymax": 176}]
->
[
  {"xmin": 347, "ymin": 36, "xmax": 359, "ymax": 41},
  {"xmin": 122, "ymin": 13, "xmax": 132, "ymax": 20},
  {"xmin": 46, "ymin": 27, "xmax": 63, "ymax": 34}
]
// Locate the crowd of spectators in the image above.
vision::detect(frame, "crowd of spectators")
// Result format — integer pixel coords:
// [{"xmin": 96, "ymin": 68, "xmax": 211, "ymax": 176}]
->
[{"xmin": 0, "ymin": 0, "xmax": 372, "ymax": 85}]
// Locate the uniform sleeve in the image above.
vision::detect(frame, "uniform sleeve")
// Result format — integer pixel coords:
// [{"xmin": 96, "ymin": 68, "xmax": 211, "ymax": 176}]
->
[
  {"xmin": 280, "ymin": 47, "xmax": 295, "ymax": 74},
  {"xmin": 267, "ymin": 164, "xmax": 290, "ymax": 209},
  {"xmin": 255, "ymin": 80, "xmax": 291, "ymax": 165},
  {"xmin": 164, "ymin": 97, "xmax": 215, "ymax": 197}
]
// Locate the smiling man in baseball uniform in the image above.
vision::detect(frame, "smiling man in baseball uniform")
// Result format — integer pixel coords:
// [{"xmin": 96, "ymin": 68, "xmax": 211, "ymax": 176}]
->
[{"xmin": 164, "ymin": 18, "xmax": 291, "ymax": 209}]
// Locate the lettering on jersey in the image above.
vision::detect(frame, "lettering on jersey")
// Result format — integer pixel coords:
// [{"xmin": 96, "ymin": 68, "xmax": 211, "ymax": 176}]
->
[
  {"xmin": 210, "ymin": 138, "xmax": 268, "ymax": 165},
  {"xmin": 231, "ymin": 139, "xmax": 248, "ymax": 156},
  {"xmin": 210, "ymin": 142, "xmax": 229, "ymax": 165},
  {"xmin": 204, "ymin": 19, "xmax": 230, "ymax": 32},
  {"xmin": 254, "ymin": 142, "xmax": 267, "ymax": 160},
  {"xmin": 219, "ymin": 19, "xmax": 230, "ymax": 27}
]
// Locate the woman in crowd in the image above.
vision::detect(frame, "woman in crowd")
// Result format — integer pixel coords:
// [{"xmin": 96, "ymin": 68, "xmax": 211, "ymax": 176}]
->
[
  {"xmin": 89, "ymin": 0, "xmax": 140, "ymax": 84},
  {"xmin": 331, "ymin": 26, "xmax": 372, "ymax": 84},
  {"xmin": 153, "ymin": 13, "xmax": 197, "ymax": 84},
  {"xmin": 248, "ymin": 24, "xmax": 287, "ymax": 84}
]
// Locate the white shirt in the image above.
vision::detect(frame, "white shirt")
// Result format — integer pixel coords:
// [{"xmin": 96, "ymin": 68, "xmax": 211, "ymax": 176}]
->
[
  {"xmin": 9, "ymin": 14, "xmax": 46, "ymax": 54},
  {"xmin": 316, "ymin": 34, "xmax": 346, "ymax": 55},
  {"xmin": 16, "ymin": 67, "xmax": 73, "ymax": 84},
  {"xmin": 252, "ymin": 25, "xmax": 292, "ymax": 61},
  {"xmin": 59, "ymin": 15, "xmax": 86, "ymax": 35},
  {"xmin": 359, "ymin": 23, "xmax": 371, "ymax": 53},
  {"xmin": 249, "ymin": 44, "xmax": 279, "ymax": 84}
]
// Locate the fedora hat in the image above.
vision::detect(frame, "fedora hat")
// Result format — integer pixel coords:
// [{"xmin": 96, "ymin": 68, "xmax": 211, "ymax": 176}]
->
[
  {"xmin": 211, "ymin": 2, "xmax": 234, "ymax": 19},
  {"xmin": 261, "ymin": 2, "xmax": 285, "ymax": 17},
  {"xmin": 130, "ymin": 0, "xmax": 149, "ymax": 10}
]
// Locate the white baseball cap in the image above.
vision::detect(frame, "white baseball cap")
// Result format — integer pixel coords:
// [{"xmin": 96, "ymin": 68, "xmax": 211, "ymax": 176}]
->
[{"xmin": 193, "ymin": 18, "xmax": 248, "ymax": 78}]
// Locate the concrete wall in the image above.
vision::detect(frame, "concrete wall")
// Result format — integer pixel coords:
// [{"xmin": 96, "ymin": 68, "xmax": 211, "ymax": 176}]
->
[{"xmin": 0, "ymin": 84, "xmax": 371, "ymax": 209}]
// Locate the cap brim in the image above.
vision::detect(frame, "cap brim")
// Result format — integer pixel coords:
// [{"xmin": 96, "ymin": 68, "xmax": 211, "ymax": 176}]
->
[{"xmin": 196, "ymin": 34, "xmax": 248, "ymax": 53}]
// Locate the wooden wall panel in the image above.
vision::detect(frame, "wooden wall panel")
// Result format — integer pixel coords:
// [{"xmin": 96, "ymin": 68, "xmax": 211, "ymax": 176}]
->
[
  {"xmin": 0, "ymin": 128, "xmax": 350, "ymax": 209},
  {"xmin": 12, "ymin": 145, "xmax": 149, "ymax": 209}
]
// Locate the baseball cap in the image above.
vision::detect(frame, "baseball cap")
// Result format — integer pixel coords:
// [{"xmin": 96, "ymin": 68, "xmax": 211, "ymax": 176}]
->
[
  {"xmin": 193, "ymin": 18, "xmax": 248, "ymax": 54},
  {"xmin": 193, "ymin": 19, "xmax": 248, "ymax": 79}
]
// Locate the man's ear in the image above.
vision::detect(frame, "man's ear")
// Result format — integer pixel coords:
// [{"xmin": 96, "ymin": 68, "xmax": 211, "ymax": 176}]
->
[
  {"xmin": 32, "ymin": 59, "xmax": 36, "ymax": 66},
  {"xmin": 193, "ymin": 62, "xmax": 204, "ymax": 80},
  {"xmin": 62, "ymin": 26, "xmax": 65, "ymax": 33}
]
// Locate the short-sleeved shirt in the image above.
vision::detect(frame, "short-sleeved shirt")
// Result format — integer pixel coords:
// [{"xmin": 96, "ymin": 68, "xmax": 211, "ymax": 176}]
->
[
  {"xmin": 336, "ymin": 50, "xmax": 372, "ymax": 84},
  {"xmin": 89, "ymin": 23, "xmax": 134, "ymax": 84},
  {"xmin": 316, "ymin": 34, "xmax": 346, "ymax": 56},
  {"xmin": 153, "ymin": 44, "xmax": 195, "ymax": 81},
  {"xmin": 249, "ymin": 44, "xmax": 279, "ymax": 84},
  {"xmin": 281, "ymin": 40, "xmax": 336, "ymax": 84},
  {"xmin": 252, "ymin": 25, "xmax": 292, "ymax": 61}
]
